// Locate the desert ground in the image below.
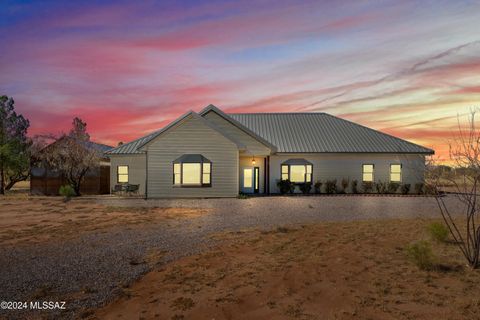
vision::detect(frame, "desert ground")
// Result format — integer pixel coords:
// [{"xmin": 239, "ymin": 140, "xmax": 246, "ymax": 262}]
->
[{"xmin": 0, "ymin": 192, "xmax": 478, "ymax": 319}]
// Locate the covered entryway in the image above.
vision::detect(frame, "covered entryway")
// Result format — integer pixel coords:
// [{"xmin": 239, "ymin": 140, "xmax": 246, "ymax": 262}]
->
[{"xmin": 239, "ymin": 156, "xmax": 267, "ymax": 194}]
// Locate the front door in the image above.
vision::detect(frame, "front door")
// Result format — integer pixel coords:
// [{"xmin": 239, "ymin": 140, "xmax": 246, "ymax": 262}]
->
[{"xmin": 241, "ymin": 167, "xmax": 259, "ymax": 194}]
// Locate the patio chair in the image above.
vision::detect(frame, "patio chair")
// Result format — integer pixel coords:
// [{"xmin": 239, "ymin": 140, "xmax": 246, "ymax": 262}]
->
[
  {"xmin": 125, "ymin": 184, "xmax": 140, "ymax": 195},
  {"xmin": 112, "ymin": 184, "xmax": 124, "ymax": 195}
]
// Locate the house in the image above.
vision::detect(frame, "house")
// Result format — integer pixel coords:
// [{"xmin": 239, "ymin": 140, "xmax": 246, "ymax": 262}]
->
[
  {"xmin": 106, "ymin": 105, "xmax": 434, "ymax": 198},
  {"xmin": 31, "ymin": 139, "xmax": 112, "ymax": 195}
]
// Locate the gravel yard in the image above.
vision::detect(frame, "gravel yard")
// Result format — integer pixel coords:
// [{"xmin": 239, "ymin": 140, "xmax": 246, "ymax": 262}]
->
[{"xmin": 0, "ymin": 195, "xmax": 464, "ymax": 319}]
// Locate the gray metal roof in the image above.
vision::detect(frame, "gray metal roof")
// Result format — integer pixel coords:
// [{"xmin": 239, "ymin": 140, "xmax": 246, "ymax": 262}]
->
[
  {"xmin": 228, "ymin": 113, "xmax": 434, "ymax": 154},
  {"xmin": 106, "ymin": 130, "xmax": 159, "ymax": 154}
]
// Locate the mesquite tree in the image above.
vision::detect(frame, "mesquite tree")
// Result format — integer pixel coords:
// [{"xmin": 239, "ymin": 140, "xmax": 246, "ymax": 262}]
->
[
  {"xmin": 429, "ymin": 110, "xmax": 480, "ymax": 268},
  {"xmin": 42, "ymin": 118, "xmax": 101, "ymax": 196},
  {"xmin": 0, "ymin": 96, "xmax": 30, "ymax": 194}
]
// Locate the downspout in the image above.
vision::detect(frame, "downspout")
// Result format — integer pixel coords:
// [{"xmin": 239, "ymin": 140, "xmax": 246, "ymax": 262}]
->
[
  {"xmin": 145, "ymin": 151, "xmax": 148, "ymax": 200},
  {"xmin": 266, "ymin": 155, "xmax": 270, "ymax": 194}
]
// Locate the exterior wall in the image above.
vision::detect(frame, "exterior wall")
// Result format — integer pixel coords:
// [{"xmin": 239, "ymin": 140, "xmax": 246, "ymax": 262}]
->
[
  {"xmin": 109, "ymin": 154, "xmax": 146, "ymax": 195},
  {"xmin": 239, "ymin": 155, "xmax": 266, "ymax": 193},
  {"xmin": 202, "ymin": 111, "xmax": 271, "ymax": 155},
  {"xmin": 146, "ymin": 114, "xmax": 239, "ymax": 198},
  {"xmin": 269, "ymin": 153, "xmax": 425, "ymax": 193}
]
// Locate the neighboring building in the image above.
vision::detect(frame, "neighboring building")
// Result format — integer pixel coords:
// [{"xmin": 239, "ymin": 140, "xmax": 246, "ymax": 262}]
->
[
  {"xmin": 106, "ymin": 105, "xmax": 434, "ymax": 198},
  {"xmin": 31, "ymin": 140, "xmax": 112, "ymax": 195}
]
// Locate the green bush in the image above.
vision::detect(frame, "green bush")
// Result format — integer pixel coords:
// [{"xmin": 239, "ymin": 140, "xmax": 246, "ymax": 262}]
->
[
  {"xmin": 405, "ymin": 240, "xmax": 436, "ymax": 270},
  {"xmin": 277, "ymin": 179, "xmax": 294, "ymax": 194},
  {"xmin": 314, "ymin": 181, "xmax": 322, "ymax": 194},
  {"xmin": 414, "ymin": 183, "xmax": 424, "ymax": 195},
  {"xmin": 59, "ymin": 185, "xmax": 76, "ymax": 201},
  {"xmin": 339, "ymin": 178, "xmax": 349, "ymax": 194},
  {"xmin": 375, "ymin": 181, "xmax": 388, "ymax": 194},
  {"xmin": 401, "ymin": 183, "xmax": 411, "ymax": 195},
  {"xmin": 387, "ymin": 182, "xmax": 400, "ymax": 194},
  {"xmin": 362, "ymin": 181, "xmax": 374, "ymax": 193},
  {"xmin": 325, "ymin": 179, "xmax": 337, "ymax": 194},
  {"xmin": 427, "ymin": 222, "xmax": 449, "ymax": 243},
  {"xmin": 298, "ymin": 182, "xmax": 312, "ymax": 194},
  {"xmin": 351, "ymin": 180, "xmax": 358, "ymax": 194},
  {"xmin": 237, "ymin": 193, "xmax": 249, "ymax": 199}
]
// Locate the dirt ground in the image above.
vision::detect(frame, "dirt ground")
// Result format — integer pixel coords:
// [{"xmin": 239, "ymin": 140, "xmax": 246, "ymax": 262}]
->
[
  {"xmin": 95, "ymin": 219, "xmax": 480, "ymax": 320},
  {"xmin": 0, "ymin": 194, "xmax": 209, "ymax": 246}
]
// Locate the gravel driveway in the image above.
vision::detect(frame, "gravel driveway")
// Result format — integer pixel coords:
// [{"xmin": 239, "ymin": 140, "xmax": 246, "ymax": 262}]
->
[{"xmin": 0, "ymin": 195, "xmax": 463, "ymax": 319}]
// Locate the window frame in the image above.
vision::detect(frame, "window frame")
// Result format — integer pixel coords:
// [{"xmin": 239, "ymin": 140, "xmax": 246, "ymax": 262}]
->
[
  {"xmin": 362, "ymin": 164, "xmax": 374, "ymax": 182},
  {"xmin": 390, "ymin": 163, "xmax": 402, "ymax": 182},
  {"xmin": 117, "ymin": 165, "xmax": 129, "ymax": 184},
  {"xmin": 280, "ymin": 163, "xmax": 313, "ymax": 184},
  {"xmin": 172, "ymin": 156, "xmax": 212, "ymax": 188}
]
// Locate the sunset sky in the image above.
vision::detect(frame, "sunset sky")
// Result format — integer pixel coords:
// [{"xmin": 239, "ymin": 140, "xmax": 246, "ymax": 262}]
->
[{"xmin": 2, "ymin": 0, "xmax": 480, "ymax": 159}]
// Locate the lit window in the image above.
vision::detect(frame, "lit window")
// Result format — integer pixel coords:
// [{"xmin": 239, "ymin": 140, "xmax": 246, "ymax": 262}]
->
[
  {"xmin": 117, "ymin": 166, "xmax": 128, "ymax": 183},
  {"xmin": 244, "ymin": 168, "xmax": 253, "ymax": 188},
  {"xmin": 281, "ymin": 159, "xmax": 312, "ymax": 183},
  {"xmin": 390, "ymin": 164, "xmax": 402, "ymax": 182},
  {"xmin": 362, "ymin": 164, "xmax": 374, "ymax": 182},
  {"xmin": 173, "ymin": 154, "xmax": 212, "ymax": 187}
]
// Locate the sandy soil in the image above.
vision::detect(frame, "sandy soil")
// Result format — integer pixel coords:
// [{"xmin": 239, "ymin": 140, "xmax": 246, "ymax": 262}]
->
[
  {"xmin": 0, "ymin": 195, "xmax": 209, "ymax": 246},
  {"xmin": 95, "ymin": 219, "xmax": 480, "ymax": 320}
]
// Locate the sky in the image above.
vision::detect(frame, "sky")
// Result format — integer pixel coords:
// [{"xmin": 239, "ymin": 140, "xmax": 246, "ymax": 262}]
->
[{"xmin": 1, "ymin": 0, "xmax": 480, "ymax": 159}]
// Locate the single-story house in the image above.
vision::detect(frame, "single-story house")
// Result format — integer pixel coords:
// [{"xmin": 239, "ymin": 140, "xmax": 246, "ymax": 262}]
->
[
  {"xmin": 106, "ymin": 105, "xmax": 434, "ymax": 198},
  {"xmin": 31, "ymin": 139, "xmax": 112, "ymax": 195}
]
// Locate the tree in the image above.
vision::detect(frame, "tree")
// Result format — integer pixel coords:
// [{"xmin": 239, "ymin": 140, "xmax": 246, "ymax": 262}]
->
[
  {"xmin": 428, "ymin": 110, "xmax": 480, "ymax": 269},
  {"xmin": 42, "ymin": 117, "xmax": 101, "ymax": 196},
  {"xmin": 0, "ymin": 95, "xmax": 30, "ymax": 194}
]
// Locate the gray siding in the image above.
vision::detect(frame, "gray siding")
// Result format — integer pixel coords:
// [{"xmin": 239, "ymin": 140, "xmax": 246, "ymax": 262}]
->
[
  {"xmin": 109, "ymin": 154, "xmax": 146, "ymax": 195},
  {"xmin": 269, "ymin": 153, "xmax": 425, "ymax": 193},
  {"xmin": 203, "ymin": 111, "xmax": 271, "ymax": 155},
  {"xmin": 146, "ymin": 114, "xmax": 239, "ymax": 198}
]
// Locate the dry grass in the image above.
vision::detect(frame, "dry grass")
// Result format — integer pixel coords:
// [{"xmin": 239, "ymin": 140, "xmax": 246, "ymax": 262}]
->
[
  {"xmin": 0, "ymin": 196, "xmax": 210, "ymax": 245},
  {"xmin": 95, "ymin": 219, "xmax": 480, "ymax": 320}
]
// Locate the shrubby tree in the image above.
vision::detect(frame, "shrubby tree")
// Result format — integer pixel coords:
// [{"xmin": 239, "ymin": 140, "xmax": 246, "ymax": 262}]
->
[
  {"xmin": 41, "ymin": 117, "xmax": 101, "ymax": 196},
  {"xmin": 0, "ymin": 95, "xmax": 30, "ymax": 194}
]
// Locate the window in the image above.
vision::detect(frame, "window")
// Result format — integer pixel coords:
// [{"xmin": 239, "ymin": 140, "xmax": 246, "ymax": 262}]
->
[
  {"xmin": 390, "ymin": 164, "xmax": 402, "ymax": 182},
  {"xmin": 362, "ymin": 164, "xmax": 374, "ymax": 182},
  {"xmin": 117, "ymin": 165, "xmax": 128, "ymax": 183},
  {"xmin": 243, "ymin": 168, "xmax": 253, "ymax": 188},
  {"xmin": 173, "ymin": 154, "xmax": 211, "ymax": 187},
  {"xmin": 281, "ymin": 159, "xmax": 313, "ymax": 183}
]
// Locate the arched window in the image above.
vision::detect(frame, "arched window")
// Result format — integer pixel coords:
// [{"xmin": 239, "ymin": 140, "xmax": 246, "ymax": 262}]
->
[
  {"xmin": 281, "ymin": 159, "xmax": 312, "ymax": 183},
  {"xmin": 173, "ymin": 154, "xmax": 212, "ymax": 187}
]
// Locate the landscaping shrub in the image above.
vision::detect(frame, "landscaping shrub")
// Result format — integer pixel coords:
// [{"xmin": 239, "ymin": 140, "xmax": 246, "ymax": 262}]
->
[
  {"xmin": 414, "ymin": 183, "xmax": 424, "ymax": 195},
  {"xmin": 351, "ymin": 179, "xmax": 358, "ymax": 194},
  {"xmin": 375, "ymin": 181, "xmax": 388, "ymax": 194},
  {"xmin": 405, "ymin": 240, "xmax": 436, "ymax": 271},
  {"xmin": 401, "ymin": 183, "xmax": 411, "ymax": 195},
  {"xmin": 277, "ymin": 179, "xmax": 294, "ymax": 194},
  {"xmin": 339, "ymin": 178, "xmax": 349, "ymax": 194},
  {"xmin": 59, "ymin": 185, "xmax": 76, "ymax": 202},
  {"xmin": 237, "ymin": 193, "xmax": 249, "ymax": 199},
  {"xmin": 325, "ymin": 179, "xmax": 337, "ymax": 194},
  {"xmin": 424, "ymin": 184, "xmax": 438, "ymax": 195},
  {"xmin": 387, "ymin": 182, "xmax": 400, "ymax": 194},
  {"xmin": 299, "ymin": 182, "xmax": 312, "ymax": 194},
  {"xmin": 362, "ymin": 181, "xmax": 374, "ymax": 193},
  {"xmin": 427, "ymin": 222, "xmax": 449, "ymax": 243},
  {"xmin": 314, "ymin": 181, "xmax": 322, "ymax": 194}
]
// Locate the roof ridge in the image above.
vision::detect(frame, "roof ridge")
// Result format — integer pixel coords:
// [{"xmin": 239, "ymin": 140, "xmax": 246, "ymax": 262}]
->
[{"xmin": 228, "ymin": 112, "xmax": 327, "ymax": 115}]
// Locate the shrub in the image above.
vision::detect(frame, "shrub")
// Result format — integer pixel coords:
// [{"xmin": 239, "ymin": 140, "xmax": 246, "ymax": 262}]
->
[
  {"xmin": 414, "ymin": 183, "xmax": 424, "ymax": 195},
  {"xmin": 405, "ymin": 241, "xmax": 436, "ymax": 270},
  {"xmin": 237, "ymin": 193, "xmax": 249, "ymax": 199},
  {"xmin": 427, "ymin": 222, "xmax": 449, "ymax": 243},
  {"xmin": 277, "ymin": 179, "xmax": 294, "ymax": 194},
  {"xmin": 314, "ymin": 181, "xmax": 322, "ymax": 194},
  {"xmin": 424, "ymin": 184, "xmax": 438, "ymax": 195},
  {"xmin": 299, "ymin": 182, "xmax": 312, "ymax": 194},
  {"xmin": 362, "ymin": 181, "xmax": 374, "ymax": 193},
  {"xmin": 351, "ymin": 180, "xmax": 358, "ymax": 194},
  {"xmin": 59, "ymin": 185, "xmax": 76, "ymax": 202},
  {"xmin": 325, "ymin": 179, "xmax": 337, "ymax": 194},
  {"xmin": 375, "ymin": 181, "xmax": 388, "ymax": 194},
  {"xmin": 387, "ymin": 182, "xmax": 400, "ymax": 194},
  {"xmin": 401, "ymin": 183, "xmax": 411, "ymax": 195},
  {"xmin": 339, "ymin": 178, "xmax": 349, "ymax": 194}
]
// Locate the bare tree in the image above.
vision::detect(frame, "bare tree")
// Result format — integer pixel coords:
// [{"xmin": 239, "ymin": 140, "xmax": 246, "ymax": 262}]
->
[
  {"xmin": 429, "ymin": 110, "xmax": 480, "ymax": 269},
  {"xmin": 40, "ymin": 118, "xmax": 101, "ymax": 196}
]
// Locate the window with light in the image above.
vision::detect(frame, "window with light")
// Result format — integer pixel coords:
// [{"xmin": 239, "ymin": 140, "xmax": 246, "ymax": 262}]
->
[
  {"xmin": 173, "ymin": 154, "xmax": 212, "ymax": 187},
  {"xmin": 281, "ymin": 159, "xmax": 312, "ymax": 183},
  {"xmin": 390, "ymin": 164, "xmax": 402, "ymax": 182},
  {"xmin": 362, "ymin": 164, "xmax": 374, "ymax": 182},
  {"xmin": 117, "ymin": 165, "xmax": 128, "ymax": 183}
]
